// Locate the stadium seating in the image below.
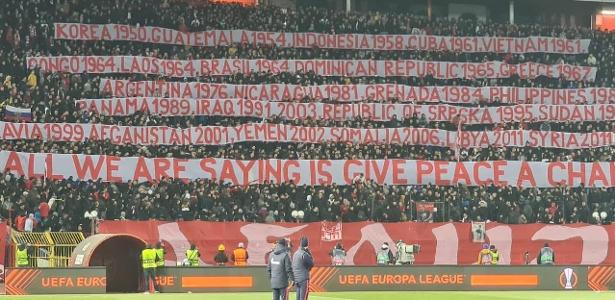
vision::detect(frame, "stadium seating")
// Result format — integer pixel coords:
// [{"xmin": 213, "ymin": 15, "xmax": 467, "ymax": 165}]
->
[{"xmin": 0, "ymin": 0, "xmax": 614, "ymax": 234}]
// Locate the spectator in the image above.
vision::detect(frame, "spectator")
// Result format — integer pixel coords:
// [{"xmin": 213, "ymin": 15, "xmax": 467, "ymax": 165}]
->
[
  {"xmin": 24, "ymin": 213, "xmax": 35, "ymax": 232},
  {"xmin": 0, "ymin": 0, "xmax": 614, "ymax": 230}
]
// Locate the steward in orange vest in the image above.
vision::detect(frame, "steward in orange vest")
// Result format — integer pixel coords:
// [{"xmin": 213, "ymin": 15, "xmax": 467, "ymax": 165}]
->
[{"xmin": 232, "ymin": 242, "xmax": 249, "ymax": 266}]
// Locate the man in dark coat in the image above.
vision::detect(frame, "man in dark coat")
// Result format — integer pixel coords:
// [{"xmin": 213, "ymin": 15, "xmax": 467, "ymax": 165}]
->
[
  {"xmin": 292, "ymin": 237, "xmax": 314, "ymax": 300},
  {"xmin": 267, "ymin": 239, "xmax": 294, "ymax": 300}
]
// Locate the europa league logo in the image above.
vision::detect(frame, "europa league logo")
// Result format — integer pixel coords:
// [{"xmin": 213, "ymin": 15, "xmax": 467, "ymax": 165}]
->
[{"xmin": 559, "ymin": 267, "xmax": 578, "ymax": 289}]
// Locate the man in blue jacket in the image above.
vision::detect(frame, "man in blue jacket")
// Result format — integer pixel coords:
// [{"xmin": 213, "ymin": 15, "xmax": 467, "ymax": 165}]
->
[
  {"xmin": 292, "ymin": 237, "xmax": 314, "ymax": 300},
  {"xmin": 268, "ymin": 239, "xmax": 294, "ymax": 300}
]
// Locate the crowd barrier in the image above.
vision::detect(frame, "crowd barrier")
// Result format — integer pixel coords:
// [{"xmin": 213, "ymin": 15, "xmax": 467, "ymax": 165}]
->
[
  {"xmin": 154, "ymin": 266, "xmax": 595, "ymax": 292},
  {"xmin": 4, "ymin": 265, "xmax": 615, "ymax": 294}
]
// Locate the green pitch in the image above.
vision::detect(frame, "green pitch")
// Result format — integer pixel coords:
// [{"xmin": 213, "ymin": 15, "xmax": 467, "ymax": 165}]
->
[{"xmin": 5, "ymin": 291, "xmax": 615, "ymax": 300}]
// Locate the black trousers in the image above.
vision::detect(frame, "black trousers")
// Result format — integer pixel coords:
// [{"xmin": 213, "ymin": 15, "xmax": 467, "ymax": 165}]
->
[
  {"xmin": 143, "ymin": 267, "xmax": 160, "ymax": 292},
  {"xmin": 273, "ymin": 287, "xmax": 289, "ymax": 300}
]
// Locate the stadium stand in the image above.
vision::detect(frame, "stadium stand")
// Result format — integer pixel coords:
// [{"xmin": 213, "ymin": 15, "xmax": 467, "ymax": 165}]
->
[{"xmin": 1, "ymin": 0, "xmax": 615, "ymax": 234}]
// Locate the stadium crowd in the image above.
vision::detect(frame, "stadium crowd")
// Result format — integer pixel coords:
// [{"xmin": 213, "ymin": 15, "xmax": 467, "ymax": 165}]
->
[{"xmin": 1, "ymin": 0, "xmax": 615, "ymax": 232}]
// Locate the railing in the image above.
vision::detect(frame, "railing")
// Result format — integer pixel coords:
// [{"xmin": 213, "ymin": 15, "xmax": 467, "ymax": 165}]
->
[{"xmin": 10, "ymin": 231, "xmax": 84, "ymax": 268}]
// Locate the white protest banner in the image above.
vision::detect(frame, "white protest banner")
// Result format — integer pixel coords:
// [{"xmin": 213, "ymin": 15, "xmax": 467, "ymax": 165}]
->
[
  {"xmin": 76, "ymin": 97, "xmax": 615, "ymax": 124},
  {"xmin": 100, "ymin": 79, "xmax": 615, "ymax": 104},
  {"xmin": 26, "ymin": 56, "xmax": 597, "ymax": 81},
  {"xmin": 1, "ymin": 121, "xmax": 613, "ymax": 148},
  {"xmin": 2, "ymin": 150, "xmax": 614, "ymax": 187},
  {"xmin": 54, "ymin": 23, "xmax": 591, "ymax": 54}
]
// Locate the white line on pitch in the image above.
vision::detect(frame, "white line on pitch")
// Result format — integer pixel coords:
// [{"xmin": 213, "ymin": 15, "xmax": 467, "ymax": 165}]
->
[{"xmin": 310, "ymin": 296, "xmax": 358, "ymax": 300}]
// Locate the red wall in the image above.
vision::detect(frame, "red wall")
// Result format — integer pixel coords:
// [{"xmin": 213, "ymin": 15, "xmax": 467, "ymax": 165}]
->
[{"xmin": 99, "ymin": 221, "xmax": 615, "ymax": 266}]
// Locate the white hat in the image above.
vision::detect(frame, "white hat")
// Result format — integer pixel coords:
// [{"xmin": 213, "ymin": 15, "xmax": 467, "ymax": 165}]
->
[{"xmin": 238, "ymin": 242, "xmax": 245, "ymax": 248}]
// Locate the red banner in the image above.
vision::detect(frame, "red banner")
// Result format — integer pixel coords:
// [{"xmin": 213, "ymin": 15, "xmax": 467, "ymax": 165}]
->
[
  {"xmin": 27, "ymin": 56, "xmax": 597, "ymax": 81},
  {"xmin": 76, "ymin": 98, "xmax": 615, "ymax": 124},
  {"xmin": 99, "ymin": 221, "xmax": 615, "ymax": 266},
  {"xmin": 54, "ymin": 23, "xmax": 590, "ymax": 54},
  {"xmin": 100, "ymin": 79, "xmax": 615, "ymax": 104},
  {"xmin": 321, "ymin": 222, "xmax": 343, "ymax": 242},
  {"xmin": 416, "ymin": 202, "xmax": 436, "ymax": 222},
  {"xmin": 2, "ymin": 121, "xmax": 614, "ymax": 148},
  {"xmin": 3, "ymin": 151, "xmax": 615, "ymax": 187}
]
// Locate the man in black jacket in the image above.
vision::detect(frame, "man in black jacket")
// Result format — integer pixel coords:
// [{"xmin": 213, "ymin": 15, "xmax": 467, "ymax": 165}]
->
[
  {"xmin": 268, "ymin": 239, "xmax": 294, "ymax": 300},
  {"xmin": 214, "ymin": 244, "xmax": 229, "ymax": 266},
  {"xmin": 292, "ymin": 237, "xmax": 314, "ymax": 300}
]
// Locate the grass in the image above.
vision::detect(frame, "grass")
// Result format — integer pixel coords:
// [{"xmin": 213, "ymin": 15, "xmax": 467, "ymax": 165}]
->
[{"xmin": 5, "ymin": 291, "xmax": 615, "ymax": 300}]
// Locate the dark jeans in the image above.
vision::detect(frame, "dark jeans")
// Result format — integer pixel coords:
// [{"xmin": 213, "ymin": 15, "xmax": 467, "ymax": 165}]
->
[
  {"xmin": 143, "ymin": 267, "xmax": 159, "ymax": 292},
  {"xmin": 273, "ymin": 287, "xmax": 288, "ymax": 300},
  {"xmin": 295, "ymin": 280, "xmax": 309, "ymax": 300}
]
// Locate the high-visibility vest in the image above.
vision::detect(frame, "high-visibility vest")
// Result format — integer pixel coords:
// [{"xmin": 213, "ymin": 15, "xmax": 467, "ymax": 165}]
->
[
  {"xmin": 376, "ymin": 250, "xmax": 389, "ymax": 265},
  {"xmin": 540, "ymin": 247, "xmax": 554, "ymax": 264},
  {"xmin": 233, "ymin": 248, "xmax": 247, "ymax": 266},
  {"xmin": 16, "ymin": 248, "xmax": 28, "ymax": 267},
  {"xmin": 155, "ymin": 248, "xmax": 165, "ymax": 267},
  {"xmin": 491, "ymin": 251, "xmax": 499, "ymax": 265},
  {"xmin": 141, "ymin": 249, "xmax": 156, "ymax": 269},
  {"xmin": 332, "ymin": 249, "xmax": 346, "ymax": 266},
  {"xmin": 186, "ymin": 249, "xmax": 199, "ymax": 266},
  {"xmin": 478, "ymin": 249, "xmax": 493, "ymax": 265}
]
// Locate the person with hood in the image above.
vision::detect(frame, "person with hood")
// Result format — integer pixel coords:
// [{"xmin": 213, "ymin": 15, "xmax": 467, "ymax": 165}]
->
[
  {"xmin": 292, "ymin": 237, "xmax": 314, "ymax": 300},
  {"xmin": 267, "ymin": 239, "xmax": 294, "ymax": 300},
  {"xmin": 15, "ymin": 243, "xmax": 29, "ymax": 267},
  {"xmin": 376, "ymin": 242, "xmax": 394, "ymax": 265},
  {"xmin": 214, "ymin": 244, "xmax": 229, "ymax": 266}
]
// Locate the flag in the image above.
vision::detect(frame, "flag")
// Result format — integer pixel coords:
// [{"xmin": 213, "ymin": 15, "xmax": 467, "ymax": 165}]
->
[
  {"xmin": 416, "ymin": 202, "xmax": 435, "ymax": 222},
  {"xmin": 4, "ymin": 105, "xmax": 32, "ymax": 122},
  {"xmin": 321, "ymin": 221, "xmax": 342, "ymax": 241},
  {"xmin": 472, "ymin": 221, "xmax": 486, "ymax": 243}
]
